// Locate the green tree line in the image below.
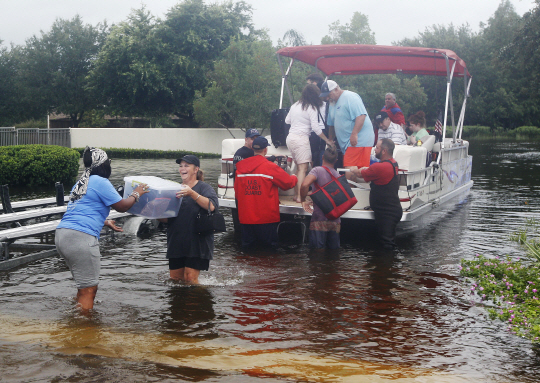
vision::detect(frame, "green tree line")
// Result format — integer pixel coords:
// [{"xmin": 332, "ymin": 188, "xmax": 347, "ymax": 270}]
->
[{"xmin": 0, "ymin": 0, "xmax": 538, "ymax": 131}]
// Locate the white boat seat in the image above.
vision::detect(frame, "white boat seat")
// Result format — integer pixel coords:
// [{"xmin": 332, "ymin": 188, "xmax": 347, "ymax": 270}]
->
[
  {"xmin": 393, "ymin": 145, "xmax": 427, "ymax": 172},
  {"xmin": 221, "ymin": 138, "xmax": 246, "ymax": 159},
  {"xmin": 421, "ymin": 135, "xmax": 435, "ymax": 152}
]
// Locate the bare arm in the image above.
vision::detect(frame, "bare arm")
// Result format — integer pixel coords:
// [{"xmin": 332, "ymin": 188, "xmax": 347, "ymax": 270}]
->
[
  {"xmin": 328, "ymin": 125, "xmax": 335, "ymax": 141},
  {"xmin": 349, "ymin": 115, "xmax": 366, "ymax": 147},
  {"xmin": 111, "ymin": 183, "xmax": 149, "ymax": 212},
  {"xmin": 300, "ymin": 174, "xmax": 317, "ymax": 214}
]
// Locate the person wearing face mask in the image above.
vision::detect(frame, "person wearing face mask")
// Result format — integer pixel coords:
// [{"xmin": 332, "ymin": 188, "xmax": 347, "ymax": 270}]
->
[
  {"xmin": 161, "ymin": 155, "xmax": 219, "ymax": 284},
  {"xmin": 407, "ymin": 111, "xmax": 430, "ymax": 146}
]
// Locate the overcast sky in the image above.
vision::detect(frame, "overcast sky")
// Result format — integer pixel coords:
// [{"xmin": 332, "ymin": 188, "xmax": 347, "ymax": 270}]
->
[{"xmin": 0, "ymin": 0, "xmax": 536, "ymax": 48}]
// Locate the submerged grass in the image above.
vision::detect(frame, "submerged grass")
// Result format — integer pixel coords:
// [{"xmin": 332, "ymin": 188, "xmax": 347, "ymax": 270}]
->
[{"xmin": 461, "ymin": 219, "xmax": 540, "ymax": 343}]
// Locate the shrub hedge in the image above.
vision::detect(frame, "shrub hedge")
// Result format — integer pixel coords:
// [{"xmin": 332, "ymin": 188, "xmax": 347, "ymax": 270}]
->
[
  {"xmin": 0, "ymin": 145, "xmax": 80, "ymax": 186},
  {"xmin": 72, "ymin": 147, "xmax": 220, "ymax": 159}
]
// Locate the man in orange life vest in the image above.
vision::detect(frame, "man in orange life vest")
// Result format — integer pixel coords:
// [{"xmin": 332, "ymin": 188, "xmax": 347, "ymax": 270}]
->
[
  {"xmin": 235, "ymin": 136, "xmax": 297, "ymax": 248},
  {"xmin": 352, "ymin": 138, "xmax": 403, "ymax": 249}
]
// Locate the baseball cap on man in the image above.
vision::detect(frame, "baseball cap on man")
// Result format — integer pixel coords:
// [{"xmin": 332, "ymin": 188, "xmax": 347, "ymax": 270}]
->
[
  {"xmin": 374, "ymin": 111, "xmax": 390, "ymax": 125},
  {"xmin": 252, "ymin": 136, "xmax": 269, "ymax": 150},
  {"xmin": 245, "ymin": 128, "xmax": 260, "ymax": 138},
  {"xmin": 176, "ymin": 154, "xmax": 200, "ymax": 167},
  {"xmin": 319, "ymin": 80, "xmax": 338, "ymax": 98}
]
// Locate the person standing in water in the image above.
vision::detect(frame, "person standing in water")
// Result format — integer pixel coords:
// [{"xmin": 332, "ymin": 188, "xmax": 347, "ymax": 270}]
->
[
  {"xmin": 161, "ymin": 155, "xmax": 219, "ymax": 284},
  {"xmin": 55, "ymin": 147, "xmax": 149, "ymax": 312},
  {"xmin": 352, "ymin": 138, "xmax": 403, "ymax": 249}
]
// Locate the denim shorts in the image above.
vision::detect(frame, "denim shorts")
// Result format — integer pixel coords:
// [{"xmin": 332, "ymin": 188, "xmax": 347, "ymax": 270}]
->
[{"xmin": 55, "ymin": 228, "xmax": 101, "ymax": 289}]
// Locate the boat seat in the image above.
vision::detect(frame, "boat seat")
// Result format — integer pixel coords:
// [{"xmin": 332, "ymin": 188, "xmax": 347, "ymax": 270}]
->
[
  {"xmin": 421, "ymin": 135, "xmax": 435, "ymax": 152},
  {"xmin": 221, "ymin": 139, "xmax": 246, "ymax": 159},
  {"xmin": 393, "ymin": 145, "xmax": 428, "ymax": 172}
]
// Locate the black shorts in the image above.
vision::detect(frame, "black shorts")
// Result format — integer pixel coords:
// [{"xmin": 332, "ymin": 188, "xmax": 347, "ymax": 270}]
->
[{"xmin": 168, "ymin": 257, "xmax": 210, "ymax": 271}]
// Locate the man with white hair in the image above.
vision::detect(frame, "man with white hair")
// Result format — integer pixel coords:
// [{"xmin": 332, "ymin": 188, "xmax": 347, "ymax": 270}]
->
[
  {"xmin": 320, "ymin": 80, "xmax": 374, "ymax": 177},
  {"xmin": 381, "ymin": 93, "xmax": 405, "ymax": 126}
]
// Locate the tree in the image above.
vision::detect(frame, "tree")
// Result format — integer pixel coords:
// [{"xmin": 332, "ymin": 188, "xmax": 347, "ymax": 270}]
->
[
  {"xmin": 193, "ymin": 38, "xmax": 281, "ymax": 133},
  {"xmin": 279, "ymin": 29, "xmax": 307, "ymax": 47},
  {"xmin": 0, "ymin": 43, "xmax": 25, "ymax": 126},
  {"xmin": 396, "ymin": 1, "xmax": 530, "ymax": 128},
  {"xmin": 19, "ymin": 16, "xmax": 108, "ymax": 127},
  {"xmin": 501, "ymin": 0, "xmax": 540, "ymax": 126},
  {"xmin": 321, "ymin": 12, "xmax": 376, "ymax": 45},
  {"xmin": 89, "ymin": 7, "xmax": 172, "ymax": 118},
  {"xmin": 90, "ymin": 0, "xmax": 256, "ymax": 119}
]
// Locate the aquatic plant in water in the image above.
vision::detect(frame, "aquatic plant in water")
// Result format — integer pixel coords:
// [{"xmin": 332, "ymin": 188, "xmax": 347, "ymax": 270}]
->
[
  {"xmin": 461, "ymin": 254, "xmax": 540, "ymax": 343},
  {"xmin": 461, "ymin": 219, "xmax": 540, "ymax": 342}
]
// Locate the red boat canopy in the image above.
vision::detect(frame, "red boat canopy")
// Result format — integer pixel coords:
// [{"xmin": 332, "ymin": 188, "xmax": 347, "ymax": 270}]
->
[{"xmin": 276, "ymin": 44, "xmax": 470, "ymax": 78}]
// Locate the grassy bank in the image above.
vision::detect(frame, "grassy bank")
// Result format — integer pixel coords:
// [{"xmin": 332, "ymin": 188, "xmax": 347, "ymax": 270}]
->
[
  {"xmin": 73, "ymin": 148, "xmax": 220, "ymax": 159},
  {"xmin": 453, "ymin": 125, "xmax": 540, "ymax": 140}
]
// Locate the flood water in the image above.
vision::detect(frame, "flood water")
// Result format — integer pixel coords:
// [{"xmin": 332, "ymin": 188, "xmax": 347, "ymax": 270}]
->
[{"xmin": 2, "ymin": 140, "xmax": 540, "ymax": 382}]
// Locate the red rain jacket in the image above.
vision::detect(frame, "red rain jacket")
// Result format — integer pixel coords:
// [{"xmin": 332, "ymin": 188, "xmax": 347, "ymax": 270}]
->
[{"xmin": 234, "ymin": 155, "xmax": 297, "ymax": 224}]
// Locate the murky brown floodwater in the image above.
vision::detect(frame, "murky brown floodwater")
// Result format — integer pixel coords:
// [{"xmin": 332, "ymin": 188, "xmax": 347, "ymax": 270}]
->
[{"xmin": 1, "ymin": 140, "xmax": 540, "ymax": 382}]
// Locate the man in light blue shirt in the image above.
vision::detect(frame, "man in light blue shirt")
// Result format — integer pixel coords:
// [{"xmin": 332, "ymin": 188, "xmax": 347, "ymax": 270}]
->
[{"xmin": 321, "ymin": 80, "xmax": 374, "ymax": 178}]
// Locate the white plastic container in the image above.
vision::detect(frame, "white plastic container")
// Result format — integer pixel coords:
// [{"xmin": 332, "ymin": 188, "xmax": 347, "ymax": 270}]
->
[{"xmin": 123, "ymin": 176, "xmax": 183, "ymax": 219}]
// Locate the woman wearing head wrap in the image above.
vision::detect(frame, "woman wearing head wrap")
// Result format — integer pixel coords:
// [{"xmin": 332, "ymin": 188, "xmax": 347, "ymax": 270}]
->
[
  {"xmin": 159, "ymin": 155, "xmax": 219, "ymax": 284},
  {"xmin": 55, "ymin": 147, "xmax": 149, "ymax": 312}
]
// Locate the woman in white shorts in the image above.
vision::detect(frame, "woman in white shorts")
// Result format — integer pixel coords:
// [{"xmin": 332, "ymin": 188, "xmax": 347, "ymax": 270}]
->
[
  {"xmin": 55, "ymin": 147, "xmax": 149, "ymax": 312},
  {"xmin": 285, "ymin": 84, "xmax": 334, "ymax": 202}
]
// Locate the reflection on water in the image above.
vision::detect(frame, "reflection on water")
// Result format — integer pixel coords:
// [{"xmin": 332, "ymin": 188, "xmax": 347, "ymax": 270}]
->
[{"xmin": 1, "ymin": 142, "xmax": 540, "ymax": 381}]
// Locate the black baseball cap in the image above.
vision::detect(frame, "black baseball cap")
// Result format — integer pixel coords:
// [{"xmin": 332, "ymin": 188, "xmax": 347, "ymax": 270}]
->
[
  {"xmin": 176, "ymin": 154, "xmax": 200, "ymax": 167},
  {"xmin": 374, "ymin": 111, "xmax": 390, "ymax": 124}
]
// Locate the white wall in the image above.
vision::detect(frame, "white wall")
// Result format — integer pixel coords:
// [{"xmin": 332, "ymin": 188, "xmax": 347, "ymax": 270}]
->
[{"xmin": 70, "ymin": 128, "xmax": 246, "ymax": 154}]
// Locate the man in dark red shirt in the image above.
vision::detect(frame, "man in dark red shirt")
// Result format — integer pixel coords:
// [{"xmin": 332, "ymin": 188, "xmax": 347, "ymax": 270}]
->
[
  {"xmin": 353, "ymin": 138, "xmax": 403, "ymax": 248},
  {"xmin": 381, "ymin": 93, "xmax": 405, "ymax": 126}
]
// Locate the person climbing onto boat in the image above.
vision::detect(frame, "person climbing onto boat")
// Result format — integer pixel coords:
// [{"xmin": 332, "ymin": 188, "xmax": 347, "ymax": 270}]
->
[
  {"xmin": 407, "ymin": 111, "xmax": 430, "ymax": 146},
  {"xmin": 161, "ymin": 155, "xmax": 219, "ymax": 284},
  {"xmin": 300, "ymin": 146, "xmax": 341, "ymax": 249},
  {"xmin": 285, "ymin": 84, "xmax": 334, "ymax": 203},
  {"xmin": 55, "ymin": 146, "xmax": 149, "ymax": 312},
  {"xmin": 352, "ymin": 138, "xmax": 402, "ymax": 249},
  {"xmin": 320, "ymin": 80, "xmax": 374, "ymax": 182},
  {"xmin": 235, "ymin": 136, "xmax": 298, "ymax": 248},
  {"xmin": 381, "ymin": 93, "xmax": 405, "ymax": 126},
  {"xmin": 306, "ymin": 73, "xmax": 329, "ymax": 167}
]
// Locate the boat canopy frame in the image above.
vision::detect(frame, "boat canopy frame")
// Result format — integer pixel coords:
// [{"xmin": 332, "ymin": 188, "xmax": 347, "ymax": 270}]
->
[{"xmin": 276, "ymin": 44, "xmax": 472, "ymax": 153}]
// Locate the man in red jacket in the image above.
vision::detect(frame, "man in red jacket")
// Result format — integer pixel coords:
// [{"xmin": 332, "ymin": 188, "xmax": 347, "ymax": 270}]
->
[{"xmin": 235, "ymin": 136, "xmax": 298, "ymax": 248}]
